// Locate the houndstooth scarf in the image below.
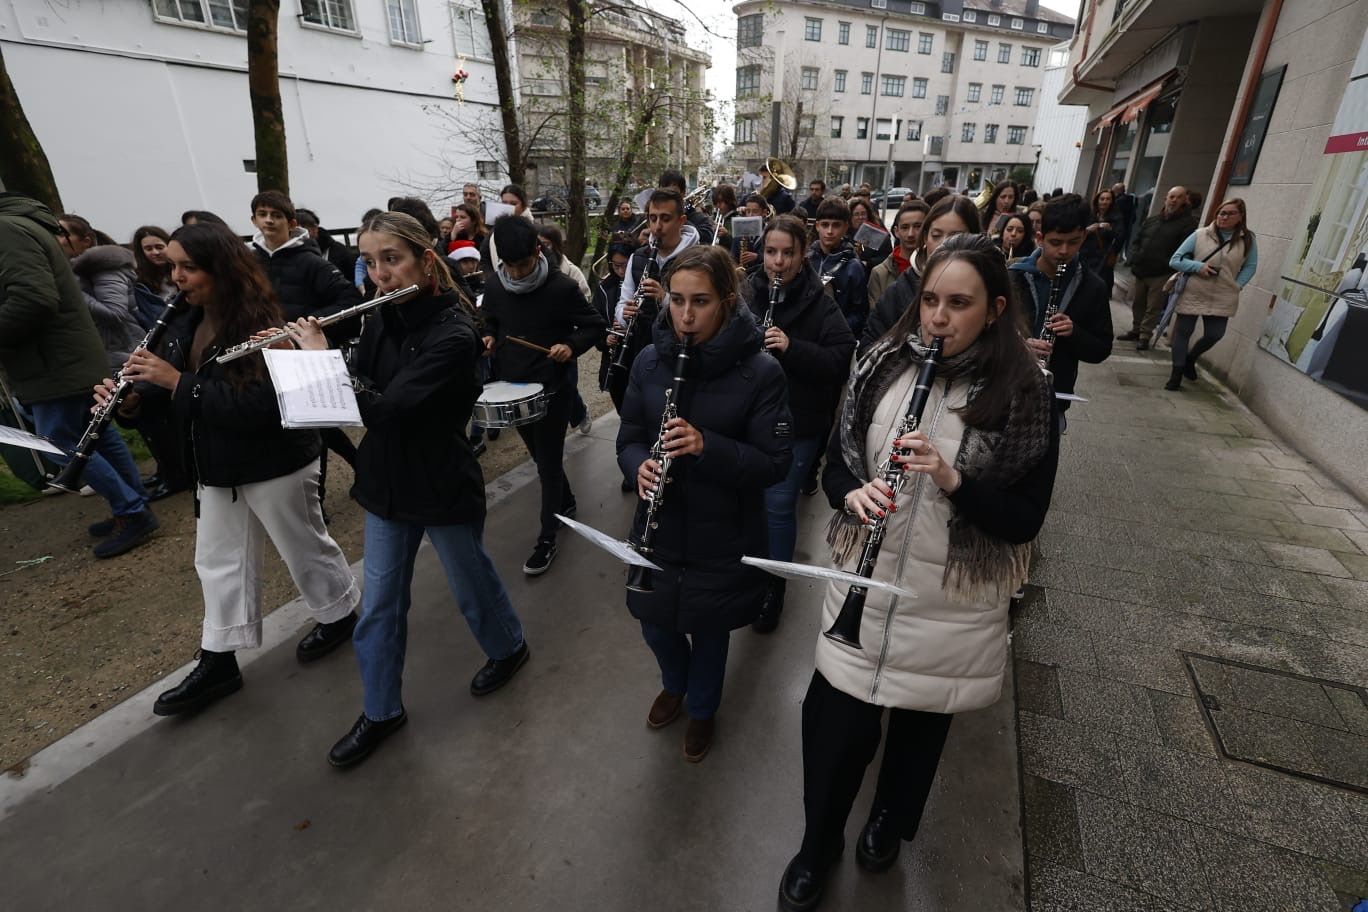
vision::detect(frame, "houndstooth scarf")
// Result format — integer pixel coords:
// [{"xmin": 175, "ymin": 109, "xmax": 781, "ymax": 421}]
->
[{"xmin": 826, "ymin": 332, "xmax": 1052, "ymax": 601}]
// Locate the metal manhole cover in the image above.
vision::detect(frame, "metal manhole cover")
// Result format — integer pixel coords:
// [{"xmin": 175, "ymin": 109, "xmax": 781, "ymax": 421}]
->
[{"xmin": 1181, "ymin": 653, "xmax": 1368, "ymax": 793}]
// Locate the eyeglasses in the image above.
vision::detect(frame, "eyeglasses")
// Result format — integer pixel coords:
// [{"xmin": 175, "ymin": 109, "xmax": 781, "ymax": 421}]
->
[{"xmin": 1216, "ymin": 211, "xmax": 1239, "ymax": 218}]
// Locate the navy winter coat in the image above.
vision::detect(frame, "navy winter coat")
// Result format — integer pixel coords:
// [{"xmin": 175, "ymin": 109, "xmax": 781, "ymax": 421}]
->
[{"xmin": 617, "ymin": 308, "xmax": 792, "ymax": 633}]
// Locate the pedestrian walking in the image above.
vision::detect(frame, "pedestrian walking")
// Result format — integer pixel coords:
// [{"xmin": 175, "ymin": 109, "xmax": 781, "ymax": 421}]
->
[{"xmin": 1117, "ymin": 186, "xmax": 1198, "ymax": 350}]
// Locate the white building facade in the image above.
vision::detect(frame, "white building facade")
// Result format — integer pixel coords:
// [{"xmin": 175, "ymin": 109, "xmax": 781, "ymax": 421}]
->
[
  {"xmin": 1029, "ymin": 43, "xmax": 1087, "ymax": 194},
  {"xmin": 2, "ymin": 0, "xmax": 505, "ymax": 239},
  {"xmin": 731, "ymin": 0, "xmax": 1074, "ymax": 193}
]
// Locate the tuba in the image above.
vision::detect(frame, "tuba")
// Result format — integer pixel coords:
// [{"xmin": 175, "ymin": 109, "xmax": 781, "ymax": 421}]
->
[
  {"xmin": 972, "ymin": 178, "xmax": 997, "ymax": 211},
  {"xmin": 759, "ymin": 157, "xmax": 798, "ymax": 200}
]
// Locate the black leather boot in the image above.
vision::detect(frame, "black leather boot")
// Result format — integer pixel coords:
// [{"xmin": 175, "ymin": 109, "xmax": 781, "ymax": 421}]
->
[
  {"xmin": 778, "ymin": 840, "xmax": 844, "ymax": 912},
  {"xmin": 328, "ymin": 711, "xmax": 408, "ymax": 768},
  {"xmin": 856, "ymin": 806, "xmax": 902, "ymax": 872},
  {"xmin": 153, "ymin": 650, "xmax": 242, "ymax": 716},
  {"xmin": 752, "ymin": 577, "xmax": 786, "ymax": 634},
  {"xmin": 470, "ymin": 643, "xmax": 530, "ymax": 696},
  {"xmin": 1164, "ymin": 367, "xmax": 1183, "ymax": 391},
  {"xmin": 296, "ymin": 612, "xmax": 358, "ymax": 663}
]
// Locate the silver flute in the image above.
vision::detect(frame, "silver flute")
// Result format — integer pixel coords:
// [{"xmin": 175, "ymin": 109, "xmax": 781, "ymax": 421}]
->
[{"xmin": 215, "ymin": 284, "xmax": 421, "ymax": 363}]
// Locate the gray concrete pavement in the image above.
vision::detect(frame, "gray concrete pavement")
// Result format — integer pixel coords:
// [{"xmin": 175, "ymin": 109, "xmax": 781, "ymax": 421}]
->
[
  {"xmin": 1014, "ymin": 294, "xmax": 1368, "ymax": 912},
  {"xmin": 0, "ymin": 417, "xmax": 1025, "ymax": 911}
]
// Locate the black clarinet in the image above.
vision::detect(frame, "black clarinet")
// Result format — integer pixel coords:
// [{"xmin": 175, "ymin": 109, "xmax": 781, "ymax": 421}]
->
[
  {"xmin": 610, "ymin": 235, "xmax": 660, "ymax": 375},
  {"xmin": 759, "ymin": 273, "xmax": 782, "ymax": 355},
  {"xmin": 824, "ymin": 336, "xmax": 944, "ymax": 649},
  {"xmin": 48, "ymin": 296, "xmax": 186, "ymax": 493},
  {"xmin": 626, "ymin": 336, "xmax": 693, "ymax": 593},
  {"xmin": 1036, "ymin": 261, "xmax": 1068, "ymax": 380}
]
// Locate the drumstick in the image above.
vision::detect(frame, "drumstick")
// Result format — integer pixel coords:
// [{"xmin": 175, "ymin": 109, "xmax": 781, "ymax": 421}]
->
[{"xmin": 507, "ymin": 336, "xmax": 553, "ymax": 356}]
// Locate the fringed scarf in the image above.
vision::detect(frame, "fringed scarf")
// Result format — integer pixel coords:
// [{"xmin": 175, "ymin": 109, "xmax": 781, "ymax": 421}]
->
[{"xmin": 825, "ymin": 333, "xmax": 1052, "ymax": 602}]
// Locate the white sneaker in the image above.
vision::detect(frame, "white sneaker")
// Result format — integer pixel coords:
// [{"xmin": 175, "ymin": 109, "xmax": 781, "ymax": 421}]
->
[
  {"xmin": 578, "ymin": 413, "xmax": 593, "ymax": 435},
  {"xmin": 79, "ymin": 485, "xmax": 97, "ymax": 496}
]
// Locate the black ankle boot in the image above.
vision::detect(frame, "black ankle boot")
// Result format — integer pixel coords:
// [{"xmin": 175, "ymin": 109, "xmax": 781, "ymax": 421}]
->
[
  {"xmin": 328, "ymin": 711, "xmax": 408, "ymax": 768},
  {"xmin": 752, "ymin": 577, "xmax": 786, "ymax": 634},
  {"xmin": 778, "ymin": 840, "xmax": 844, "ymax": 912},
  {"xmin": 153, "ymin": 650, "xmax": 242, "ymax": 716},
  {"xmin": 856, "ymin": 806, "xmax": 902, "ymax": 872},
  {"xmin": 1182, "ymin": 360, "xmax": 1198, "ymax": 381},
  {"xmin": 1164, "ymin": 367, "xmax": 1183, "ymax": 391},
  {"xmin": 296, "ymin": 612, "xmax": 358, "ymax": 664}
]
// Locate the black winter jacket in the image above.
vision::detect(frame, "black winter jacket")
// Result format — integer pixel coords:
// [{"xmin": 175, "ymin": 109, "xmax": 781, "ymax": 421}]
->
[
  {"xmin": 744, "ymin": 264, "xmax": 855, "ymax": 438},
  {"xmin": 135, "ymin": 301, "xmax": 320, "ymax": 488},
  {"xmin": 593, "ymin": 272, "xmax": 623, "ymax": 391},
  {"xmin": 1129, "ymin": 209, "xmax": 1199, "ymax": 278},
  {"xmin": 617, "ymin": 309, "xmax": 792, "ymax": 633},
  {"xmin": 251, "ymin": 230, "xmax": 362, "ymax": 341},
  {"xmin": 481, "ymin": 265, "xmax": 605, "ymax": 392},
  {"xmin": 349, "ymin": 291, "xmax": 486, "ymax": 525},
  {"xmin": 862, "ymin": 263, "xmax": 921, "ymax": 356},
  {"xmin": 1009, "ymin": 254, "xmax": 1113, "ymax": 405},
  {"xmin": 806, "ymin": 239, "xmax": 869, "ymax": 339}
]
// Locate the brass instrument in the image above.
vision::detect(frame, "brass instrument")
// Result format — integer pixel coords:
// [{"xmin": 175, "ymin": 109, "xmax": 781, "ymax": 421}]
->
[
  {"xmin": 825, "ymin": 336, "xmax": 944, "ymax": 649},
  {"xmin": 215, "ymin": 285, "xmax": 421, "ymax": 363},
  {"xmin": 710, "ymin": 208, "xmax": 728, "ymax": 245},
  {"xmin": 973, "ymin": 178, "xmax": 998, "ymax": 212},
  {"xmin": 626, "ymin": 336, "xmax": 693, "ymax": 593},
  {"xmin": 1036, "ymin": 262, "xmax": 1068, "ymax": 379},
  {"xmin": 610, "ymin": 235, "xmax": 660, "ymax": 375},
  {"xmin": 759, "ymin": 157, "xmax": 798, "ymax": 200},
  {"xmin": 759, "ymin": 273, "xmax": 782, "ymax": 355},
  {"xmin": 48, "ymin": 296, "xmax": 187, "ymax": 493}
]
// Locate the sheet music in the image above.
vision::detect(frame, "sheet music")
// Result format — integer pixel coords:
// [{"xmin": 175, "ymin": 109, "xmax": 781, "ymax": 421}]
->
[
  {"xmin": 484, "ymin": 201, "xmax": 515, "ymax": 223},
  {"xmin": 555, "ymin": 514, "xmax": 663, "ymax": 571},
  {"xmin": 854, "ymin": 223, "xmax": 890, "ymax": 251},
  {"xmin": 0, "ymin": 425, "xmax": 65, "ymax": 456},
  {"xmin": 262, "ymin": 349, "xmax": 362, "ymax": 428}
]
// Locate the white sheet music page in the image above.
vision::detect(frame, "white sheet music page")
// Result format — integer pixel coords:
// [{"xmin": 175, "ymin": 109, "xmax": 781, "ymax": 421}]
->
[{"xmin": 262, "ymin": 349, "xmax": 362, "ymax": 428}]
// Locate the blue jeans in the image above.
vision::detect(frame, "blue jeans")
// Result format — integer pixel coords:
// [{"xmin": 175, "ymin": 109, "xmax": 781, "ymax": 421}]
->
[
  {"xmin": 30, "ymin": 393, "xmax": 148, "ymax": 516},
  {"xmin": 763, "ymin": 435, "xmax": 823, "ymax": 564},
  {"xmin": 354, "ymin": 512, "xmax": 526, "ymax": 721},
  {"xmin": 639, "ymin": 621, "xmax": 730, "ymax": 720}
]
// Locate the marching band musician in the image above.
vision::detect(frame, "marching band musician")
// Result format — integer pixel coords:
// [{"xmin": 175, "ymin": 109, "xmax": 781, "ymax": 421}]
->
[
  {"xmin": 731, "ymin": 193, "xmax": 770, "ymax": 270},
  {"xmin": 617, "ymin": 245, "xmax": 791, "ymax": 763},
  {"xmin": 778, "ymin": 235, "xmax": 1059, "ymax": 911},
  {"xmin": 710, "ymin": 183, "xmax": 739, "ymax": 249},
  {"xmin": 286, "ymin": 212, "xmax": 529, "ymax": 768},
  {"xmin": 805, "ymin": 197, "xmax": 869, "ymax": 339},
  {"xmin": 866, "ymin": 201, "xmax": 928, "ymax": 310},
  {"xmin": 102, "ymin": 222, "xmax": 361, "ymax": 717},
  {"xmin": 746, "ymin": 215, "xmax": 856, "ymax": 633},
  {"xmin": 657, "ymin": 170, "xmax": 715, "ymax": 245},
  {"xmin": 481, "ymin": 216, "xmax": 606, "ymax": 576},
  {"xmin": 760, "ymin": 161, "xmax": 797, "ymax": 215}
]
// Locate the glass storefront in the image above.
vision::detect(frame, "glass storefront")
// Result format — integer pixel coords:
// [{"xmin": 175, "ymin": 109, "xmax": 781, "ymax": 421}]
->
[{"xmin": 1131, "ymin": 93, "xmax": 1179, "ymax": 216}]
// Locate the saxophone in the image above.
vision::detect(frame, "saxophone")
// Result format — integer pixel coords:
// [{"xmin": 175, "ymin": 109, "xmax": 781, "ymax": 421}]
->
[{"xmin": 626, "ymin": 336, "xmax": 693, "ymax": 593}]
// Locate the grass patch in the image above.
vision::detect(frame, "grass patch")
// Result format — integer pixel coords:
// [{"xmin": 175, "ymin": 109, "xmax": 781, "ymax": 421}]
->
[{"xmin": 0, "ymin": 426, "xmax": 152, "ymax": 506}]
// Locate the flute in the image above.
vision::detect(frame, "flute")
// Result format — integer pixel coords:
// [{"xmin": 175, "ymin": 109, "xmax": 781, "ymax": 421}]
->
[{"xmin": 215, "ymin": 284, "xmax": 421, "ymax": 363}]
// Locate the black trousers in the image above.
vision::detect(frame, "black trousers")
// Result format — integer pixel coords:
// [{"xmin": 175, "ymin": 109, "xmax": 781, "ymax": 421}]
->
[
  {"xmin": 515, "ymin": 384, "xmax": 575, "ymax": 541},
  {"xmin": 798, "ymin": 670, "xmax": 953, "ymax": 866},
  {"xmin": 317, "ymin": 427, "xmax": 358, "ymax": 503}
]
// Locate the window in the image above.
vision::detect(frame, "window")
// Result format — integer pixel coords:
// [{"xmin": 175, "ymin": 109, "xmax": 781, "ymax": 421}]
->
[
  {"xmin": 997, "ymin": 42, "xmax": 1012, "ymax": 63},
  {"xmin": 927, "ymin": 136, "xmax": 944, "ymax": 155},
  {"xmin": 530, "ymin": 7, "xmax": 557, "ymax": 26},
  {"xmin": 735, "ymin": 116, "xmax": 757, "ymax": 144},
  {"xmin": 866, "ymin": 25, "xmax": 878, "ymax": 48},
  {"xmin": 1037, "ymin": 22, "xmax": 1050, "ymax": 34},
  {"xmin": 967, "ymin": 82, "xmax": 982, "ymax": 103},
  {"xmin": 1007, "ymin": 125, "xmax": 1026, "ymax": 144},
  {"xmin": 984, "ymin": 123, "xmax": 998, "ymax": 143},
  {"xmin": 973, "ymin": 39, "xmax": 988, "ymax": 61},
  {"xmin": 1015, "ymin": 86, "xmax": 1034, "ymax": 106},
  {"xmin": 870, "ymin": 0, "xmax": 887, "ymax": 8},
  {"xmin": 386, "ymin": 0, "xmax": 421, "ymax": 44},
  {"xmin": 736, "ymin": 65, "xmax": 761, "ymax": 98},
  {"xmin": 1010, "ymin": 17, "xmax": 1023, "ymax": 28},
  {"xmin": 831, "ymin": 116, "xmax": 844, "ymax": 139},
  {"xmin": 987, "ymin": 14, "xmax": 1000, "ymax": 26},
  {"xmin": 449, "ymin": 0, "xmax": 492, "ymax": 57},
  {"xmin": 737, "ymin": 13, "xmax": 763, "ymax": 48},
  {"xmin": 935, "ymin": 94, "xmax": 949, "ymax": 115},
  {"xmin": 801, "ymin": 67, "xmax": 820, "ymax": 91},
  {"xmin": 912, "ymin": 77, "xmax": 928, "ymax": 98},
  {"xmin": 804, "ymin": 17, "xmax": 822, "ymax": 41},
  {"xmin": 990, "ymin": 84, "xmax": 1004, "ymax": 105},
  {"xmin": 961, "ymin": 122, "xmax": 976, "ymax": 142},
  {"xmin": 799, "ymin": 114, "xmax": 816, "ymax": 137},
  {"xmin": 887, "ymin": 29, "xmax": 910, "ymax": 51},
  {"xmin": 881, "ymin": 75, "xmax": 906, "ymax": 97},
  {"xmin": 942, "ymin": 12, "xmax": 960, "ymax": 21},
  {"xmin": 838, "ymin": 21, "xmax": 850, "ymax": 44},
  {"xmin": 152, "ymin": 0, "xmax": 248, "ymax": 31},
  {"xmin": 856, "ymin": 117, "xmax": 870, "ymax": 139},
  {"xmin": 1021, "ymin": 46, "xmax": 1041, "ymax": 67},
  {"xmin": 876, "ymin": 118, "xmax": 895, "ymax": 140},
  {"xmin": 918, "ymin": 32, "xmax": 934, "ymax": 54},
  {"xmin": 861, "ymin": 72, "xmax": 874, "ymax": 94},
  {"xmin": 963, "ymin": 10, "xmax": 976, "ymax": 22},
  {"xmin": 476, "ymin": 160, "xmax": 500, "ymax": 180},
  {"xmin": 301, "ymin": 0, "xmax": 356, "ymax": 31},
  {"xmin": 941, "ymin": 52, "xmax": 955, "ymax": 73},
  {"xmin": 910, "ymin": 1, "xmax": 925, "ymax": 12},
  {"xmin": 834, "ymin": 70, "xmax": 847, "ymax": 92},
  {"xmin": 906, "ymin": 119, "xmax": 922, "ymax": 141}
]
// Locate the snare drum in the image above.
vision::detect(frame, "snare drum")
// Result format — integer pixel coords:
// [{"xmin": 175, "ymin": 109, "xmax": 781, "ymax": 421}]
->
[{"xmin": 473, "ymin": 381, "xmax": 548, "ymax": 428}]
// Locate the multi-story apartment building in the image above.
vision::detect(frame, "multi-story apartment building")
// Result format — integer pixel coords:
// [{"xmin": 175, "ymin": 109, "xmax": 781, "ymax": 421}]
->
[
  {"xmin": 2, "ymin": 0, "xmax": 504, "ymax": 238},
  {"xmin": 731, "ymin": 0, "xmax": 1074, "ymax": 193},
  {"xmin": 1030, "ymin": 43, "xmax": 1088, "ymax": 194},
  {"xmin": 514, "ymin": 1, "xmax": 711, "ymax": 198}
]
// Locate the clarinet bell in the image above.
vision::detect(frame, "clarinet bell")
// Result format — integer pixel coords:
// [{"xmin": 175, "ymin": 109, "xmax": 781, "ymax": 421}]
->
[
  {"xmin": 46, "ymin": 452, "xmax": 91, "ymax": 494},
  {"xmin": 626, "ymin": 565, "xmax": 654, "ymax": 593},
  {"xmin": 823, "ymin": 586, "xmax": 867, "ymax": 649}
]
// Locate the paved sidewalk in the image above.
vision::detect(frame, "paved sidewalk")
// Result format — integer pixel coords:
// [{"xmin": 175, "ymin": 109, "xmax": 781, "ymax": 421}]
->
[
  {"xmin": 1015, "ymin": 299, "xmax": 1368, "ymax": 911},
  {"xmin": 0, "ymin": 417, "xmax": 1025, "ymax": 911}
]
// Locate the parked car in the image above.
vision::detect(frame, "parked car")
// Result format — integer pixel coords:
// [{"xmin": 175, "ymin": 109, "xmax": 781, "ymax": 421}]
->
[{"xmin": 869, "ymin": 187, "xmax": 916, "ymax": 209}]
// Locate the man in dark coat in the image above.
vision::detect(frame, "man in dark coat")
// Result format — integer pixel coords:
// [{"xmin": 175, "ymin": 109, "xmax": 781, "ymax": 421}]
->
[
  {"xmin": 295, "ymin": 208, "xmax": 355, "ymax": 280},
  {"xmin": 0, "ymin": 193, "xmax": 156, "ymax": 557},
  {"xmin": 1009, "ymin": 195, "xmax": 1114, "ymax": 429},
  {"xmin": 798, "ymin": 180, "xmax": 826, "ymax": 220},
  {"xmin": 1120, "ymin": 186, "xmax": 1198, "ymax": 350},
  {"xmin": 1111, "ymin": 182, "xmax": 1136, "ymax": 260},
  {"xmin": 480, "ymin": 216, "xmax": 606, "ymax": 575}
]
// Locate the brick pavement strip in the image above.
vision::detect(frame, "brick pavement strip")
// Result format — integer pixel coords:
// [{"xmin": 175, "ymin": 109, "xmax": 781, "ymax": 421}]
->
[{"xmin": 1014, "ymin": 305, "xmax": 1368, "ymax": 912}]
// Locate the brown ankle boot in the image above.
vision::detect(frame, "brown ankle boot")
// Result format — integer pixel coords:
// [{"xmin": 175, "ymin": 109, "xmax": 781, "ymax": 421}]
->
[
  {"xmin": 647, "ymin": 690, "xmax": 683, "ymax": 729},
  {"xmin": 683, "ymin": 717, "xmax": 716, "ymax": 762}
]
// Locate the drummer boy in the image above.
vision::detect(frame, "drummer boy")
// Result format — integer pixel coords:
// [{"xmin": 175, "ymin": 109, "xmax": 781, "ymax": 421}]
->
[{"xmin": 479, "ymin": 216, "xmax": 606, "ymax": 576}]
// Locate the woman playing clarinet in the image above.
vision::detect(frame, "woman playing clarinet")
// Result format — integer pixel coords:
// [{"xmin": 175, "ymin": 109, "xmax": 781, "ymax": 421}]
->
[
  {"xmin": 617, "ymin": 245, "xmax": 791, "ymax": 763},
  {"xmin": 777, "ymin": 234, "xmax": 1060, "ymax": 911}
]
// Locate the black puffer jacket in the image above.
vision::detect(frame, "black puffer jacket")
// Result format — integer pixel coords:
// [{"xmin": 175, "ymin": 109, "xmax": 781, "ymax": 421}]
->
[
  {"xmin": 745, "ymin": 263, "xmax": 855, "ymax": 438},
  {"xmin": 617, "ymin": 308, "xmax": 792, "ymax": 633},
  {"xmin": 251, "ymin": 229, "xmax": 362, "ymax": 341},
  {"xmin": 593, "ymin": 272, "xmax": 623, "ymax": 391},
  {"xmin": 481, "ymin": 264, "xmax": 606, "ymax": 393},
  {"xmin": 862, "ymin": 264, "xmax": 921, "ymax": 356},
  {"xmin": 349, "ymin": 291, "xmax": 486, "ymax": 525},
  {"xmin": 1009, "ymin": 254, "xmax": 1113, "ymax": 404},
  {"xmin": 135, "ymin": 301, "xmax": 320, "ymax": 488}
]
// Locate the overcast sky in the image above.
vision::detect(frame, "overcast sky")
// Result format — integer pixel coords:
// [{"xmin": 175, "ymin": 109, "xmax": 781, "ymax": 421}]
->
[{"xmin": 644, "ymin": 0, "xmax": 1081, "ymax": 113}]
